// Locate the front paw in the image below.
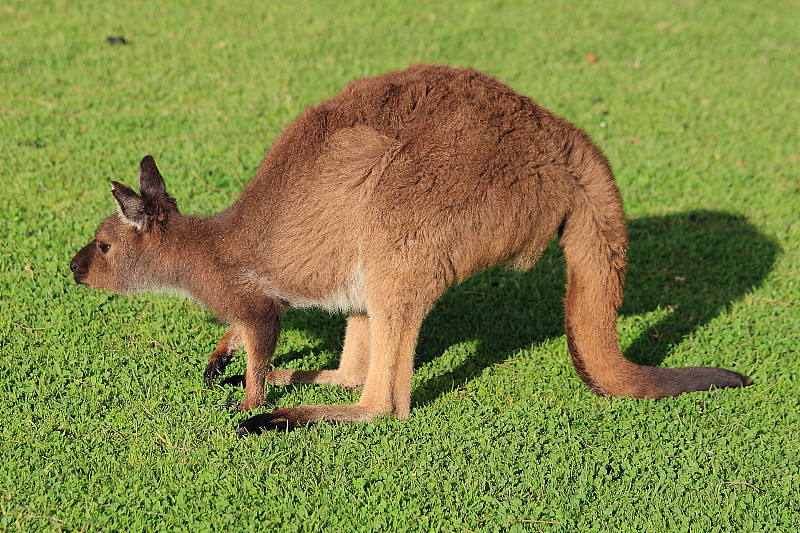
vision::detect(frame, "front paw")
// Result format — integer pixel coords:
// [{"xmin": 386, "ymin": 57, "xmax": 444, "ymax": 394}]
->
[
  {"xmin": 203, "ymin": 356, "xmax": 230, "ymax": 388},
  {"xmin": 220, "ymin": 374, "xmax": 246, "ymax": 388}
]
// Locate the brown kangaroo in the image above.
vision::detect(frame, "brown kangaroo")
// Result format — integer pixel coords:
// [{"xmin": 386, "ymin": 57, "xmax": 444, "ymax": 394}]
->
[{"xmin": 70, "ymin": 64, "xmax": 748, "ymax": 433}]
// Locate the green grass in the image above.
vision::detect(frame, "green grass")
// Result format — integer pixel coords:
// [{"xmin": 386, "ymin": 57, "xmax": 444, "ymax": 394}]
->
[{"xmin": 2, "ymin": 0, "xmax": 799, "ymax": 530}]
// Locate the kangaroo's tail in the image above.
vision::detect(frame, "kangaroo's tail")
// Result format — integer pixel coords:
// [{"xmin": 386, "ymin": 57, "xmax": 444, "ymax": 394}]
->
[{"xmin": 559, "ymin": 132, "xmax": 749, "ymax": 398}]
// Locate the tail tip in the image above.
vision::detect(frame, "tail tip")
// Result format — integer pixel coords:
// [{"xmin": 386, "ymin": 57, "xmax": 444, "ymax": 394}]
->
[{"xmin": 720, "ymin": 368, "xmax": 751, "ymax": 389}]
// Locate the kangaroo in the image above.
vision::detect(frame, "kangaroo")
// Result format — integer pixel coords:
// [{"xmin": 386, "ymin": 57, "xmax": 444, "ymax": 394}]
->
[{"xmin": 70, "ymin": 64, "xmax": 748, "ymax": 433}]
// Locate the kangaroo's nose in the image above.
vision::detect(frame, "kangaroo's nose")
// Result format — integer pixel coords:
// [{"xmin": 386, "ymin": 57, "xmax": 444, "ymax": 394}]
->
[{"xmin": 70, "ymin": 259, "xmax": 80, "ymax": 272}]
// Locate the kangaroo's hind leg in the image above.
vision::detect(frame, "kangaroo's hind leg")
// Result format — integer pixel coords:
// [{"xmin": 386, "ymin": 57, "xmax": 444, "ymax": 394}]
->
[
  {"xmin": 267, "ymin": 312, "xmax": 371, "ymax": 388},
  {"xmin": 237, "ymin": 265, "xmax": 440, "ymax": 433},
  {"xmin": 237, "ymin": 302, "xmax": 425, "ymax": 433}
]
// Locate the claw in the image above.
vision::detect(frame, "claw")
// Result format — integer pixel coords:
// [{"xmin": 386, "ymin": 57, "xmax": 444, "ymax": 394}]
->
[
  {"xmin": 203, "ymin": 362, "xmax": 222, "ymax": 388},
  {"xmin": 215, "ymin": 401, "xmax": 241, "ymax": 411},
  {"xmin": 203, "ymin": 354, "xmax": 232, "ymax": 388}
]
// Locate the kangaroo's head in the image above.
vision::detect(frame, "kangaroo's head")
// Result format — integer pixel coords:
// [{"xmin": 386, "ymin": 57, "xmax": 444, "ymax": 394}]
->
[{"xmin": 70, "ymin": 155, "xmax": 179, "ymax": 293}]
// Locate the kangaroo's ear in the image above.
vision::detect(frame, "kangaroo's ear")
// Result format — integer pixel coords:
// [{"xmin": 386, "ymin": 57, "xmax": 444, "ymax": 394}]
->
[
  {"xmin": 138, "ymin": 155, "xmax": 167, "ymax": 205},
  {"xmin": 110, "ymin": 181, "xmax": 146, "ymax": 229}
]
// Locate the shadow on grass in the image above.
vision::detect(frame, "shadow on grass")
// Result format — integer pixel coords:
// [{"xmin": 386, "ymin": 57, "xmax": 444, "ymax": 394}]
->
[{"xmin": 279, "ymin": 210, "xmax": 779, "ymax": 408}]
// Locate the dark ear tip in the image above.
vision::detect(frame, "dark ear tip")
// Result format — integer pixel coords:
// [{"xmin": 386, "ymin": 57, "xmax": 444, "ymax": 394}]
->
[
  {"xmin": 109, "ymin": 180, "xmax": 136, "ymax": 196},
  {"xmin": 137, "ymin": 154, "xmax": 167, "ymax": 198},
  {"xmin": 139, "ymin": 155, "xmax": 157, "ymax": 171}
]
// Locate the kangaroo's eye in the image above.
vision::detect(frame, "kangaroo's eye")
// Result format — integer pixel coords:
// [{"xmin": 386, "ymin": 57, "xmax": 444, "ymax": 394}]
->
[{"xmin": 99, "ymin": 242, "xmax": 111, "ymax": 254}]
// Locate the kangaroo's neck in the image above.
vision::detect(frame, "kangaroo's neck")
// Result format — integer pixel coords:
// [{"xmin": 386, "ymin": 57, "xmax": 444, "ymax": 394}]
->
[{"xmin": 159, "ymin": 214, "xmax": 237, "ymax": 317}]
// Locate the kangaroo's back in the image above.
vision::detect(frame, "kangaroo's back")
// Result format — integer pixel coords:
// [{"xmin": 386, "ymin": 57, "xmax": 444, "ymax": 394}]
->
[{"xmin": 229, "ymin": 66, "xmax": 580, "ymax": 279}]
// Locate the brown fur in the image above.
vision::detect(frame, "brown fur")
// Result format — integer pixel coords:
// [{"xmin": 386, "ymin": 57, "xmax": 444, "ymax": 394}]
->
[{"xmin": 70, "ymin": 65, "xmax": 748, "ymax": 433}]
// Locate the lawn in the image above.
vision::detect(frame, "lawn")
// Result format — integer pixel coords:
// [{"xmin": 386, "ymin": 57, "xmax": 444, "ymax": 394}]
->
[{"xmin": 1, "ymin": 0, "xmax": 798, "ymax": 531}]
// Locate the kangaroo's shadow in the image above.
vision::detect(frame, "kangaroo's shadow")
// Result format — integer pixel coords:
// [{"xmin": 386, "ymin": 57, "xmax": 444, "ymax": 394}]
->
[{"xmin": 279, "ymin": 210, "xmax": 779, "ymax": 407}]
